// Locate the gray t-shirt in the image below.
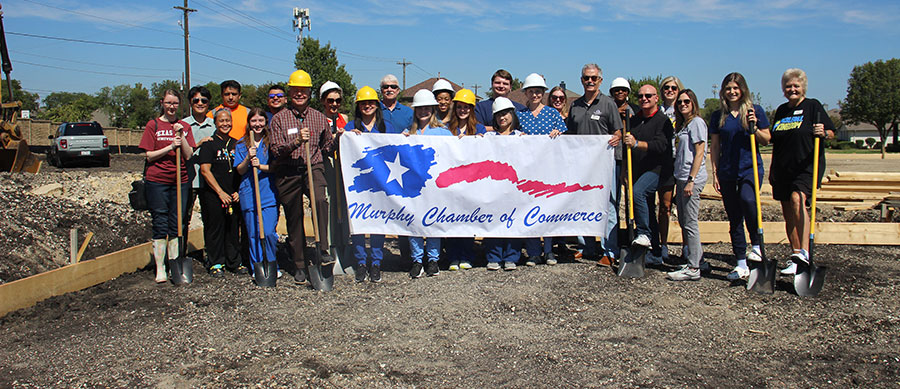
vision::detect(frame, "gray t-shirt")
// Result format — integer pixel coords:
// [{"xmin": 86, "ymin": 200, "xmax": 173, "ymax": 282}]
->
[
  {"xmin": 565, "ymin": 93, "xmax": 623, "ymax": 160},
  {"xmin": 183, "ymin": 115, "xmax": 217, "ymax": 189},
  {"xmin": 674, "ymin": 116, "xmax": 708, "ymax": 183}
]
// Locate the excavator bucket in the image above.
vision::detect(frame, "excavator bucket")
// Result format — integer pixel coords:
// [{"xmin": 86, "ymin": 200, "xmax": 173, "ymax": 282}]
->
[{"xmin": 0, "ymin": 138, "xmax": 41, "ymax": 173}]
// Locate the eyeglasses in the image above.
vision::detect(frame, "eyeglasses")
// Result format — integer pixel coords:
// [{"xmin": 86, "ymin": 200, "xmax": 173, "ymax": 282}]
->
[
  {"xmin": 326, "ymin": 98, "xmax": 342, "ymax": 104},
  {"xmin": 676, "ymin": 99, "xmax": 692, "ymax": 106},
  {"xmin": 191, "ymin": 97, "xmax": 209, "ymax": 104},
  {"xmin": 637, "ymin": 93, "xmax": 656, "ymax": 99},
  {"xmin": 382, "ymin": 84, "xmax": 399, "ymax": 90},
  {"xmin": 581, "ymin": 75, "xmax": 599, "ymax": 82},
  {"xmin": 163, "ymin": 101, "xmax": 179, "ymax": 106},
  {"xmin": 268, "ymin": 93, "xmax": 285, "ymax": 99},
  {"xmin": 663, "ymin": 85, "xmax": 678, "ymax": 91},
  {"xmin": 550, "ymin": 95, "xmax": 566, "ymax": 101}
]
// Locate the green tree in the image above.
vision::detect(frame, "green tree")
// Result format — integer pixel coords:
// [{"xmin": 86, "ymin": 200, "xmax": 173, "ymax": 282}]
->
[
  {"xmin": 97, "ymin": 83, "xmax": 155, "ymax": 129},
  {"xmin": 0, "ymin": 79, "xmax": 39, "ymax": 113},
  {"xmin": 204, "ymin": 81, "xmax": 221, "ymax": 107},
  {"xmin": 294, "ymin": 37, "xmax": 357, "ymax": 114},
  {"xmin": 41, "ymin": 92, "xmax": 101, "ymax": 122},
  {"xmin": 627, "ymin": 75, "xmax": 664, "ymax": 106},
  {"xmin": 840, "ymin": 58, "xmax": 900, "ymax": 158}
]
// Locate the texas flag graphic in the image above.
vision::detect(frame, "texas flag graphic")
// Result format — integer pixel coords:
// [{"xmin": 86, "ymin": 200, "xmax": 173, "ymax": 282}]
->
[{"xmin": 348, "ymin": 144, "xmax": 436, "ymax": 198}]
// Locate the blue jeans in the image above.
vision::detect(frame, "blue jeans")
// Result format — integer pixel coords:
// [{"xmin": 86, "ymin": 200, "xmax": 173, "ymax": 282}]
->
[
  {"xmin": 484, "ymin": 238, "xmax": 522, "ymax": 263},
  {"xmin": 145, "ymin": 180, "xmax": 190, "ymax": 240},
  {"xmin": 632, "ymin": 170, "xmax": 659, "ymax": 238},
  {"xmin": 409, "ymin": 236, "xmax": 440, "ymax": 263},
  {"xmin": 352, "ymin": 234, "xmax": 385, "ymax": 266},
  {"xmin": 719, "ymin": 179, "xmax": 761, "ymax": 259},
  {"xmin": 523, "ymin": 238, "xmax": 553, "ymax": 257},
  {"xmin": 446, "ymin": 238, "xmax": 474, "ymax": 263}
]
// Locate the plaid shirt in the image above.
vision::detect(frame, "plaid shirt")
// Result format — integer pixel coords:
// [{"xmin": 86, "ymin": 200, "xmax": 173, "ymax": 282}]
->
[{"xmin": 269, "ymin": 104, "xmax": 334, "ymax": 169}]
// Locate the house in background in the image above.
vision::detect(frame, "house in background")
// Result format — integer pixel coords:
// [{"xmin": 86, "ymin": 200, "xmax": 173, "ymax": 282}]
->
[
  {"xmin": 832, "ymin": 109, "xmax": 896, "ymax": 146},
  {"xmin": 507, "ymin": 80, "xmax": 579, "ymax": 111},
  {"xmin": 399, "ymin": 78, "xmax": 479, "ymax": 104}
]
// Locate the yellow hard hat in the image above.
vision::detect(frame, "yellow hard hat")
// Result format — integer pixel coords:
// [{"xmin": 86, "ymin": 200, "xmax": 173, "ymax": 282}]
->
[
  {"xmin": 356, "ymin": 86, "xmax": 379, "ymax": 103},
  {"xmin": 453, "ymin": 88, "xmax": 476, "ymax": 106},
  {"xmin": 288, "ymin": 69, "xmax": 312, "ymax": 87}
]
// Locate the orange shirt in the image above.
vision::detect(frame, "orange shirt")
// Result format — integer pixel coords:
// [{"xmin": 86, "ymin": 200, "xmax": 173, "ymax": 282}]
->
[{"xmin": 207, "ymin": 104, "xmax": 250, "ymax": 140}]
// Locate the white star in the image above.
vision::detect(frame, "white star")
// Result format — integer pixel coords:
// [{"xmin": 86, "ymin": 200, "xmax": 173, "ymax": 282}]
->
[{"xmin": 384, "ymin": 152, "xmax": 408, "ymax": 188}]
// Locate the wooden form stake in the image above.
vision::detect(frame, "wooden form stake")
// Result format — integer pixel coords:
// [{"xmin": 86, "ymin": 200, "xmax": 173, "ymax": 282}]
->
[{"xmin": 69, "ymin": 229, "xmax": 77, "ymax": 265}]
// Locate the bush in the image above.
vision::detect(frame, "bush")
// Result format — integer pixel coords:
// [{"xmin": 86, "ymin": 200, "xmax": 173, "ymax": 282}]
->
[
  {"xmin": 887, "ymin": 142, "xmax": 900, "ymax": 152},
  {"xmin": 875, "ymin": 141, "xmax": 884, "ymax": 150},
  {"xmin": 825, "ymin": 138, "xmax": 839, "ymax": 149},
  {"xmin": 865, "ymin": 137, "xmax": 877, "ymax": 148},
  {"xmin": 855, "ymin": 140, "xmax": 865, "ymax": 148},
  {"xmin": 835, "ymin": 141, "xmax": 856, "ymax": 150}
]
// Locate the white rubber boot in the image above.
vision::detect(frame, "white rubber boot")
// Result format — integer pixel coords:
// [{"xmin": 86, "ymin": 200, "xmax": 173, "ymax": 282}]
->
[
  {"xmin": 153, "ymin": 239, "xmax": 167, "ymax": 283},
  {"xmin": 167, "ymin": 238, "xmax": 179, "ymax": 262}
]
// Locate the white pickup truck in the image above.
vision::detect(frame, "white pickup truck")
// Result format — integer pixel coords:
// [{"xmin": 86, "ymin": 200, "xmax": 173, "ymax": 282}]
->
[{"xmin": 47, "ymin": 122, "xmax": 110, "ymax": 167}]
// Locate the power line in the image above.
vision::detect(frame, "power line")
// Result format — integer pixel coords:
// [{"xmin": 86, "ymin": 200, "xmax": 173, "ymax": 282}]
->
[
  {"xmin": 16, "ymin": 60, "xmax": 173, "ymax": 79},
  {"xmin": 10, "ymin": 50, "xmax": 179, "ymax": 72},
  {"xmin": 412, "ymin": 63, "xmax": 435, "ymax": 78},
  {"xmin": 203, "ymin": 0, "xmax": 289, "ymax": 37},
  {"xmin": 7, "ymin": 31, "xmax": 180, "ymax": 51},
  {"xmin": 190, "ymin": 52, "xmax": 283, "ymax": 76},
  {"xmin": 191, "ymin": 1, "xmax": 295, "ymax": 44}
]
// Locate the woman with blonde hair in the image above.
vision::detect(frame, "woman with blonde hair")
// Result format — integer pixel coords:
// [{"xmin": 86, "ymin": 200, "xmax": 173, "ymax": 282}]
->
[
  {"xmin": 708, "ymin": 72, "xmax": 771, "ymax": 280},
  {"xmin": 647, "ymin": 76, "xmax": 682, "ymax": 265}
]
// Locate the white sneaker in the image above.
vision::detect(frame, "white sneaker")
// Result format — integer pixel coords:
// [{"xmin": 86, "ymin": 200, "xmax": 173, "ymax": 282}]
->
[
  {"xmin": 632, "ymin": 234, "xmax": 651, "ymax": 248},
  {"xmin": 780, "ymin": 260, "xmax": 797, "ymax": 275},
  {"xmin": 747, "ymin": 248, "xmax": 762, "ymax": 262},
  {"xmin": 459, "ymin": 261, "xmax": 472, "ymax": 270},
  {"xmin": 727, "ymin": 266, "xmax": 750, "ymax": 280},
  {"xmin": 277, "ymin": 270, "xmax": 283, "ymax": 279},
  {"xmin": 667, "ymin": 265, "xmax": 700, "ymax": 281},
  {"xmin": 448, "ymin": 261, "xmax": 460, "ymax": 271}
]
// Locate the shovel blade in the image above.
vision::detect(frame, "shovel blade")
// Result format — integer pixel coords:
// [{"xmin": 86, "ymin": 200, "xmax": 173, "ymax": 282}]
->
[
  {"xmin": 253, "ymin": 261, "xmax": 278, "ymax": 288},
  {"xmin": 747, "ymin": 260, "xmax": 776, "ymax": 294},
  {"xmin": 308, "ymin": 263, "xmax": 324, "ymax": 291},
  {"xmin": 319, "ymin": 262, "xmax": 334, "ymax": 291},
  {"xmin": 617, "ymin": 245, "xmax": 646, "ymax": 278},
  {"xmin": 180, "ymin": 256, "xmax": 193, "ymax": 284},
  {"xmin": 794, "ymin": 263, "xmax": 827, "ymax": 297}
]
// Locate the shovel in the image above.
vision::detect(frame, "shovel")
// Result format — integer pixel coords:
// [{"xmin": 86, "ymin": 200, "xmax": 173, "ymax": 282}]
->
[
  {"xmin": 170, "ymin": 125, "xmax": 193, "ymax": 285},
  {"xmin": 305, "ymin": 140, "xmax": 333, "ymax": 291},
  {"xmin": 618, "ymin": 111, "xmax": 645, "ymax": 278},
  {"xmin": 746, "ymin": 120, "xmax": 775, "ymax": 294},
  {"xmin": 250, "ymin": 130, "xmax": 277, "ymax": 287},
  {"xmin": 795, "ymin": 114, "xmax": 827, "ymax": 297}
]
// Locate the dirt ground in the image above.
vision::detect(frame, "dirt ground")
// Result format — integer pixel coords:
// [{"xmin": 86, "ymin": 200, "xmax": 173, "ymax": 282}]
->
[{"xmin": 0, "ymin": 153, "xmax": 899, "ymax": 387}]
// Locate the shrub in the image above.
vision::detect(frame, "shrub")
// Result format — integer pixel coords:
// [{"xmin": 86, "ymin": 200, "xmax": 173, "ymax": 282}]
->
[
  {"xmin": 887, "ymin": 142, "xmax": 900, "ymax": 152},
  {"xmin": 865, "ymin": 137, "xmax": 877, "ymax": 148},
  {"xmin": 874, "ymin": 141, "xmax": 883, "ymax": 150},
  {"xmin": 835, "ymin": 141, "xmax": 855, "ymax": 150},
  {"xmin": 855, "ymin": 140, "xmax": 865, "ymax": 148}
]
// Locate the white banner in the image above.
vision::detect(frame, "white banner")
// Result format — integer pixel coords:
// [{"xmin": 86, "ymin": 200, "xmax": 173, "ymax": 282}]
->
[{"xmin": 339, "ymin": 133, "xmax": 615, "ymax": 238}]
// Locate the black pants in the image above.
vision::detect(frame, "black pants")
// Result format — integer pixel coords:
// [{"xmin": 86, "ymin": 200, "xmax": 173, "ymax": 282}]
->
[
  {"xmin": 275, "ymin": 163, "xmax": 328, "ymax": 267},
  {"xmin": 199, "ymin": 188, "xmax": 242, "ymax": 270}
]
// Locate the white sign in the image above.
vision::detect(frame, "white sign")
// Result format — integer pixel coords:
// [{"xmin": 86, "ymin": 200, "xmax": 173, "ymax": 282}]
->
[{"xmin": 339, "ymin": 133, "xmax": 615, "ymax": 238}]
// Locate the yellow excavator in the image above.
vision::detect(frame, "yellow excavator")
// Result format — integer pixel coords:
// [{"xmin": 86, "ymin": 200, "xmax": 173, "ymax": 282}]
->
[{"xmin": 0, "ymin": 3, "xmax": 40, "ymax": 173}]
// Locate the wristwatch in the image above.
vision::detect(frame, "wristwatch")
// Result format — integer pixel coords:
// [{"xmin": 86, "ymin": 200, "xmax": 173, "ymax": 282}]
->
[{"xmin": 687, "ymin": 175, "xmax": 694, "ymax": 182}]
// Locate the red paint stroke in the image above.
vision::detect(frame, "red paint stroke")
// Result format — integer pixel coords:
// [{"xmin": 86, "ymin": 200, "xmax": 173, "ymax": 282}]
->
[{"xmin": 435, "ymin": 160, "xmax": 603, "ymax": 198}]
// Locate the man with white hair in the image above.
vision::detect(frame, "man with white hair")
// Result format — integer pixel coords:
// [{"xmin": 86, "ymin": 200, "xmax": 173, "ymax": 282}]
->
[{"xmin": 379, "ymin": 74, "xmax": 412, "ymax": 133}]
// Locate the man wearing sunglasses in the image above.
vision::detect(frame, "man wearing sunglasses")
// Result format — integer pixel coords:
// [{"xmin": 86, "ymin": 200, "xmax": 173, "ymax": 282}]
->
[
  {"xmin": 207, "ymin": 80, "xmax": 251, "ymax": 140},
  {"xmin": 565, "ymin": 64, "xmax": 623, "ymax": 267},
  {"xmin": 474, "ymin": 69, "xmax": 525, "ymax": 132},
  {"xmin": 265, "ymin": 84, "xmax": 287, "ymax": 122},
  {"xmin": 379, "ymin": 74, "xmax": 412, "ymax": 133}
]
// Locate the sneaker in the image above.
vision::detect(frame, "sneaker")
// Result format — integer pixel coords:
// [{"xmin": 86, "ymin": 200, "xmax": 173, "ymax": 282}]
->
[
  {"xmin": 459, "ymin": 261, "xmax": 472, "ymax": 270},
  {"xmin": 369, "ymin": 264, "xmax": 382, "ymax": 283},
  {"xmin": 277, "ymin": 270, "xmax": 283, "ymax": 279},
  {"xmin": 503, "ymin": 261, "xmax": 517, "ymax": 271},
  {"xmin": 596, "ymin": 255, "xmax": 613, "ymax": 267},
  {"xmin": 356, "ymin": 265, "xmax": 368, "ymax": 283},
  {"xmin": 525, "ymin": 257, "xmax": 537, "ymax": 267},
  {"xmin": 574, "ymin": 251, "xmax": 584, "ymax": 259},
  {"xmin": 545, "ymin": 252, "xmax": 558, "ymax": 266},
  {"xmin": 426, "ymin": 261, "xmax": 440, "ymax": 277},
  {"xmin": 234, "ymin": 265, "xmax": 248, "ymax": 274},
  {"xmin": 409, "ymin": 262, "xmax": 424, "ymax": 279},
  {"xmin": 632, "ymin": 234, "xmax": 651, "ymax": 248},
  {"xmin": 747, "ymin": 248, "xmax": 762, "ymax": 262},
  {"xmin": 726, "ymin": 266, "xmax": 750, "ymax": 280},
  {"xmin": 448, "ymin": 261, "xmax": 460, "ymax": 271},
  {"xmin": 667, "ymin": 265, "xmax": 701, "ymax": 281},
  {"xmin": 293, "ymin": 268, "xmax": 308, "ymax": 285},
  {"xmin": 781, "ymin": 253, "xmax": 806, "ymax": 275},
  {"xmin": 645, "ymin": 251, "xmax": 663, "ymax": 266},
  {"xmin": 209, "ymin": 265, "xmax": 225, "ymax": 278},
  {"xmin": 487, "ymin": 262, "xmax": 501, "ymax": 271}
]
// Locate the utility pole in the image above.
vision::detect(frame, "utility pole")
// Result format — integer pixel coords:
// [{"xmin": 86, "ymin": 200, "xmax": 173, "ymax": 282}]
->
[
  {"xmin": 471, "ymin": 84, "xmax": 481, "ymax": 98},
  {"xmin": 397, "ymin": 58, "xmax": 411, "ymax": 90},
  {"xmin": 174, "ymin": 0, "xmax": 195, "ymax": 93}
]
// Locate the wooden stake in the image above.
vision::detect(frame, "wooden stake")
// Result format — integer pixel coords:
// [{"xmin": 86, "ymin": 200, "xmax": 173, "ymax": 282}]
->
[
  {"xmin": 75, "ymin": 232, "xmax": 93, "ymax": 262},
  {"xmin": 69, "ymin": 229, "xmax": 77, "ymax": 265}
]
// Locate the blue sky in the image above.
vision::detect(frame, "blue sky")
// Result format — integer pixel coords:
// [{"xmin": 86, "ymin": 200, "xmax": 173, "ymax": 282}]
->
[{"xmin": 3, "ymin": 0, "xmax": 899, "ymax": 111}]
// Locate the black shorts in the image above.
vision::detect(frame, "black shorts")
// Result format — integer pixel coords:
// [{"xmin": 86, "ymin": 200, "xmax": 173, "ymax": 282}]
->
[
  {"xmin": 658, "ymin": 164, "xmax": 675, "ymax": 190},
  {"xmin": 770, "ymin": 168, "xmax": 824, "ymax": 202}
]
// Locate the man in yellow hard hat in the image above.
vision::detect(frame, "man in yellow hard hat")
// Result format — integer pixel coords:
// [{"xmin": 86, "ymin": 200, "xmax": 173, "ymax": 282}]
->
[{"xmin": 269, "ymin": 69, "xmax": 336, "ymax": 285}]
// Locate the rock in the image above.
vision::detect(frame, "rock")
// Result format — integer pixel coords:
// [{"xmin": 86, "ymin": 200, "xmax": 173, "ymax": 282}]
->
[{"xmin": 31, "ymin": 183, "xmax": 64, "ymax": 196}]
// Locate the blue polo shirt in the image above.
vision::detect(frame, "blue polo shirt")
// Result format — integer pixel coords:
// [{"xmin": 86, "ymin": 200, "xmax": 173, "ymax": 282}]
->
[
  {"xmin": 516, "ymin": 105, "xmax": 567, "ymax": 135},
  {"xmin": 709, "ymin": 104, "xmax": 769, "ymax": 182},
  {"xmin": 380, "ymin": 101, "xmax": 413, "ymax": 133},
  {"xmin": 474, "ymin": 97, "xmax": 526, "ymax": 128}
]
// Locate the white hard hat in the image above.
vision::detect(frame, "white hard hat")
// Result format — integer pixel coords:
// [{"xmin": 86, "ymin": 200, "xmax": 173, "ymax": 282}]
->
[
  {"xmin": 319, "ymin": 81, "xmax": 342, "ymax": 98},
  {"xmin": 432, "ymin": 79, "xmax": 453, "ymax": 94},
  {"xmin": 411, "ymin": 89, "xmax": 439, "ymax": 108},
  {"xmin": 492, "ymin": 97, "xmax": 515, "ymax": 115},
  {"xmin": 522, "ymin": 73, "xmax": 547, "ymax": 91},
  {"xmin": 609, "ymin": 77, "xmax": 630, "ymax": 93}
]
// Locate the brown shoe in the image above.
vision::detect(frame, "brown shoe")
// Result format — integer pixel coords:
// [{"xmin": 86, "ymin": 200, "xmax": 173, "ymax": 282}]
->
[
  {"xmin": 596, "ymin": 255, "xmax": 613, "ymax": 267},
  {"xmin": 574, "ymin": 251, "xmax": 584, "ymax": 259}
]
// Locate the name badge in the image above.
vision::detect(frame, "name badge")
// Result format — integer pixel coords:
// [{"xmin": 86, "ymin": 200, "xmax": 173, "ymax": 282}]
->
[
  {"xmin": 287, "ymin": 127, "xmax": 299, "ymax": 135},
  {"xmin": 590, "ymin": 115, "xmax": 601, "ymax": 121},
  {"xmin": 793, "ymin": 110, "xmax": 803, "ymax": 115}
]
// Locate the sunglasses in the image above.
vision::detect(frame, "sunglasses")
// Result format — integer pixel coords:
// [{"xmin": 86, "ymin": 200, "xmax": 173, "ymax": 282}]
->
[
  {"xmin": 638, "ymin": 93, "xmax": 656, "ymax": 99},
  {"xmin": 191, "ymin": 97, "xmax": 209, "ymax": 104},
  {"xmin": 326, "ymin": 98, "xmax": 342, "ymax": 104},
  {"xmin": 676, "ymin": 99, "xmax": 692, "ymax": 105},
  {"xmin": 382, "ymin": 84, "xmax": 400, "ymax": 90},
  {"xmin": 550, "ymin": 95, "xmax": 566, "ymax": 101},
  {"xmin": 268, "ymin": 93, "xmax": 285, "ymax": 99},
  {"xmin": 611, "ymin": 88, "xmax": 629, "ymax": 94},
  {"xmin": 663, "ymin": 85, "xmax": 679, "ymax": 91},
  {"xmin": 581, "ymin": 75, "xmax": 599, "ymax": 82}
]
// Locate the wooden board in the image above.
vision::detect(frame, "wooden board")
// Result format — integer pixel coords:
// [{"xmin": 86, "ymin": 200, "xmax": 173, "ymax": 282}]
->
[{"xmin": 665, "ymin": 221, "xmax": 900, "ymax": 245}]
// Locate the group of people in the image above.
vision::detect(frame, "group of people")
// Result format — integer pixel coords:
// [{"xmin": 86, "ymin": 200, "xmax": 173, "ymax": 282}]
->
[{"xmin": 139, "ymin": 64, "xmax": 834, "ymax": 287}]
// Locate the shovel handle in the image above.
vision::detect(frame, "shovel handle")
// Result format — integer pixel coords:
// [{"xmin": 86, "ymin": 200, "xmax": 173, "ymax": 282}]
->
[
  {"xmin": 305, "ymin": 140, "xmax": 320, "ymax": 243},
  {"xmin": 250, "ymin": 130, "xmax": 265, "ymax": 240},
  {"xmin": 624, "ymin": 111, "xmax": 634, "ymax": 221},
  {"xmin": 175, "ymin": 128, "xmax": 183, "ymax": 238}
]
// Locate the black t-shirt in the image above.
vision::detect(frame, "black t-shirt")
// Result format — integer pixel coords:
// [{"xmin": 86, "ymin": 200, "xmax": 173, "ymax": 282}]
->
[
  {"xmin": 770, "ymin": 98, "xmax": 834, "ymax": 177},
  {"xmin": 198, "ymin": 132, "xmax": 238, "ymax": 194},
  {"xmin": 628, "ymin": 108, "xmax": 672, "ymax": 178}
]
